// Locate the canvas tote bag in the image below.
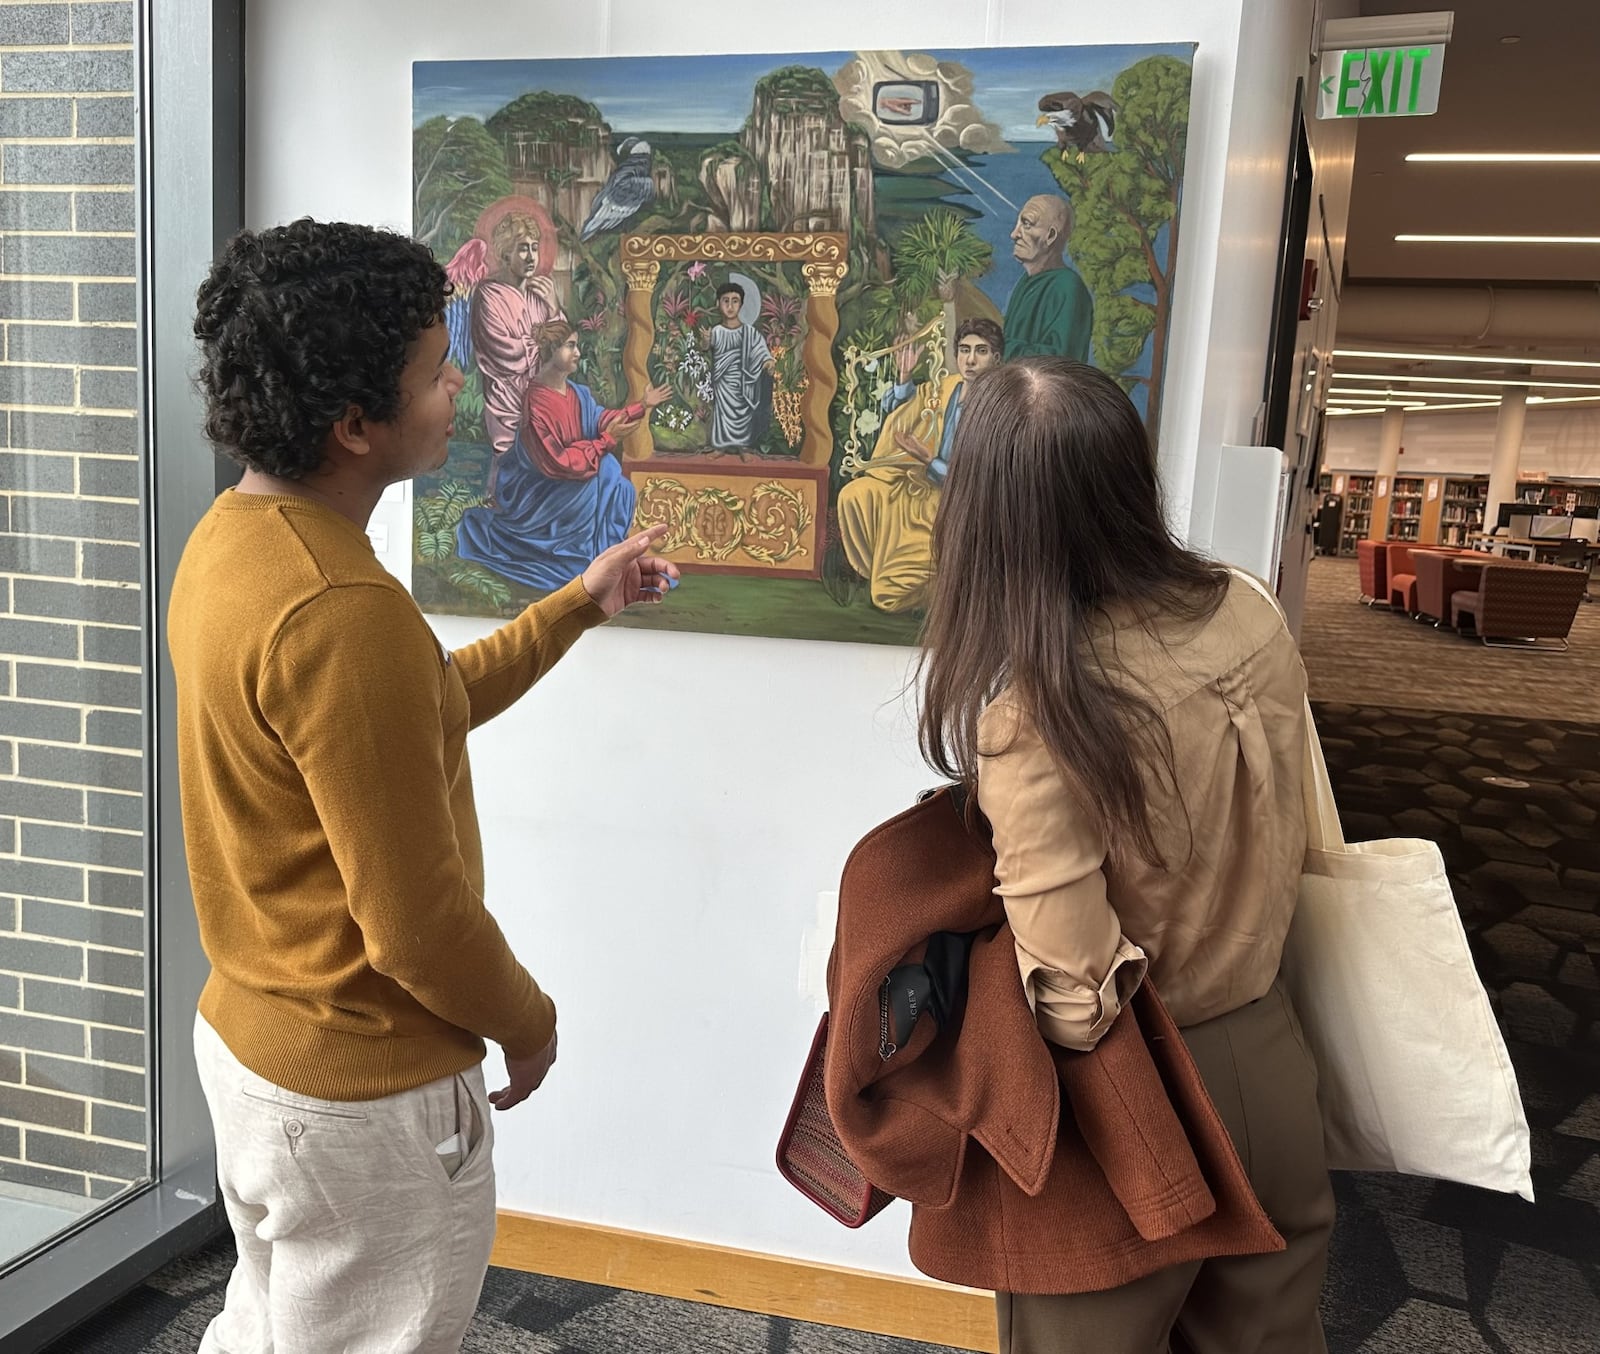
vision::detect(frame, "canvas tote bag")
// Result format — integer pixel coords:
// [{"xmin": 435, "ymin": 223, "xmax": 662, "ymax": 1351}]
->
[{"xmin": 1236, "ymin": 570, "xmax": 1534, "ymax": 1199}]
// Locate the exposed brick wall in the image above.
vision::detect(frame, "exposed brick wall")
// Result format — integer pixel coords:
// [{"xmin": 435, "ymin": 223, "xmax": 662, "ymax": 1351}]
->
[{"xmin": 0, "ymin": 0, "xmax": 146, "ymax": 1202}]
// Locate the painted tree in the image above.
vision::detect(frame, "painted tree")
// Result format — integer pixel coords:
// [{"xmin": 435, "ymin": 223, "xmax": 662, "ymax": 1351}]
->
[
  {"xmin": 891, "ymin": 209, "xmax": 992, "ymax": 311},
  {"xmin": 485, "ymin": 91, "xmax": 607, "ymax": 149},
  {"xmin": 1046, "ymin": 55, "xmax": 1190, "ymax": 436},
  {"xmin": 413, "ymin": 117, "xmax": 512, "ymax": 257}
]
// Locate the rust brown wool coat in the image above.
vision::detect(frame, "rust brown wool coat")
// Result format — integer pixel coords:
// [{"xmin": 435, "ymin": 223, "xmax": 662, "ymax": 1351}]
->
[{"xmin": 823, "ymin": 789, "xmax": 1285, "ymax": 1295}]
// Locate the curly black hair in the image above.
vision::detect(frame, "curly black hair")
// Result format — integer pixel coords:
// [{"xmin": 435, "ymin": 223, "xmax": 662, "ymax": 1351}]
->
[{"xmin": 193, "ymin": 219, "xmax": 450, "ymax": 479}]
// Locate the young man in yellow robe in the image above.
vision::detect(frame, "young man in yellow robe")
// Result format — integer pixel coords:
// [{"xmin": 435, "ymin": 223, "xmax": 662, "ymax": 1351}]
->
[{"xmin": 837, "ymin": 318, "xmax": 1002, "ymax": 613}]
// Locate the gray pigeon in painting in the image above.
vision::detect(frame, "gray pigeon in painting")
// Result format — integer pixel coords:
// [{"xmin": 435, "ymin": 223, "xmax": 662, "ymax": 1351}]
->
[{"xmin": 579, "ymin": 137, "xmax": 656, "ymax": 242}]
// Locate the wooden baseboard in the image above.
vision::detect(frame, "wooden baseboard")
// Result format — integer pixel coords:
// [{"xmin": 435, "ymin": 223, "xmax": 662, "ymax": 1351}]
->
[{"xmin": 491, "ymin": 1209, "xmax": 999, "ymax": 1352}]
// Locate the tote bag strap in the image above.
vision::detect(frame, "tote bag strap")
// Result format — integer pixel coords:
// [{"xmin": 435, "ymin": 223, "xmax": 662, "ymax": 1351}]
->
[
  {"xmin": 1226, "ymin": 568, "xmax": 1346, "ymax": 852},
  {"xmin": 1298, "ymin": 699, "xmax": 1346, "ymax": 852}
]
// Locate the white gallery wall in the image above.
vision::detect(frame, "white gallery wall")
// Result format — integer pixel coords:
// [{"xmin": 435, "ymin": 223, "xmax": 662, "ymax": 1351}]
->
[
  {"xmin": 246, "ymin": 0, "xmax": 1328, "ymax": 1276},
  {"xmin": 1325, "ymin": 405, "xmax": 1600, "ymax": 479}
]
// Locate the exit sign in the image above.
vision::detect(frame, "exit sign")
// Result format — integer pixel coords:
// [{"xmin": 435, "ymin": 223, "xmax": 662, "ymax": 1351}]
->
[{"xmin": 1317, "ymin": 45, "xmax": 1445, "ymax": 119}]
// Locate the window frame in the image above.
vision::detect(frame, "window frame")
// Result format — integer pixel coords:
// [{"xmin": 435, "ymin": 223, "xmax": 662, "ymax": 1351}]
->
[{"xmin": 0, "ymin": 1, "xmax": 242, "ymax": 1344}]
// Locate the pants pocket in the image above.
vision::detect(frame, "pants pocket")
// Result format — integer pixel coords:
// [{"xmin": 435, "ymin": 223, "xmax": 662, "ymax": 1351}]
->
[
  {"xmin": 435, "ymin": 1073, "xmax": 486, "ymax": 1183},
  {"xmin": 1273, "ymin": 980, "xmax": 1318, "ymax": 1077},
  {"xmin": 239, "ymin": 1088, "xmax": 368, "ymax": 1121}
]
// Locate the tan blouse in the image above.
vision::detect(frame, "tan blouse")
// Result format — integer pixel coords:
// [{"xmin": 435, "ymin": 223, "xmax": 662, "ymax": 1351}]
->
[{"xmin": 976, "ymin": 574, "xmax": 1308, "ymax": 1050}]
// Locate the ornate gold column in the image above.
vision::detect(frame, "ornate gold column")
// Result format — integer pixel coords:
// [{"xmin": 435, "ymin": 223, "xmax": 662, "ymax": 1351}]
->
[
  {"xmin": 799, "ymin": 261, "xmax": 847, "ymax": 469},
  {"xmin": 620, "ymin": 258, "xmax": 660, "ymax": 462}
]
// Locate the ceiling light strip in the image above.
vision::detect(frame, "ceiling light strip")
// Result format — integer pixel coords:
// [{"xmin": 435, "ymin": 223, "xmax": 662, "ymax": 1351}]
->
[
  {"xmin": 1334, "ymin": 348, "xmax": 1600, "ymax": 369},
  {"xmin": 1329, "ymin": 390, "xmax": 1504, "ymax": 402},
  {"xmin": 1326, "ymin": 395, "xmax": 1600, "ymax": 418},
  {"xmin": 1334, "ymin": 372, "xmax": 1600, "ymax": 390},
  {"xmin": 1405, "ymin": 152, "xmax": 1600, "ymax": 163},
  {"xmin": 1396, "ymin": 234, "xmax": 1600, "ymax": 245}
]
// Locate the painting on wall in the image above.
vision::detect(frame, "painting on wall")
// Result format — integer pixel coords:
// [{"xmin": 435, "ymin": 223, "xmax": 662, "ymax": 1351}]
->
[{"xmin": 412, "ymin": 43, "xmax": 1195, "ymax": 644}]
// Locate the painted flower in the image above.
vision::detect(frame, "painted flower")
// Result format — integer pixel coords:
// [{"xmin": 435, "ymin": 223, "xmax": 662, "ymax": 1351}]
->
[
  {"xmin": 854, "ymin": 410, "xmax": 881, "ymax": 436},
  {"xmin": 760, "ymin": 291, "xmax": 802, "ymax": 340},
  {"xmin": 579, "ymin": 310, "xmax": 608, "ymax": 332},
  {"xmin": 687, "ymin": 262, "xmax": 707, "ymax": 281}
]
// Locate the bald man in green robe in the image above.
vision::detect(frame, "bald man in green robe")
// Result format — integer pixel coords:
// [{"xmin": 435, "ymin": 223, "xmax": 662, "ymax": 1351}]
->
[{"xmin": 1002, "ymin": 194, "xmax": 1093, "ymax": 362}]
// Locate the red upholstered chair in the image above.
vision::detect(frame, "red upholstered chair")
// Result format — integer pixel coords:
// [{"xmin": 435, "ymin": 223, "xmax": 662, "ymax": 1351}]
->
[
  {"xmin": 1356, "ymin": 539, "xmax": 1389, "ymax": 606},
  {"xmin": 1413, "ymin": 550, "xmax": 1479, "ymax": 626},
  {"xmin": 1451, "ymin": 563, "xmax": 1589, "ymax": 650},
  {"xmin": 1385, "ymin": 543, "xmax": 1419, "ymax": 614}
]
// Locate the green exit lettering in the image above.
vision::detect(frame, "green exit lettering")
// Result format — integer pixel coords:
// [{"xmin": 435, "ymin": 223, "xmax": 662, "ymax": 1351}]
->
[
  {"xmin": 1333, "ymin": 46, "xmax": 1434, "ymax": 117},
  {"xmin": 1405, "ymin": 47, "xmax": 1431, "ymax": 110}
]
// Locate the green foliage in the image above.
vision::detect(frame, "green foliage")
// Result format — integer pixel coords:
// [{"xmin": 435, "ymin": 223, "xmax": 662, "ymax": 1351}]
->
[
  {"xmin": 574, "ymin": 329, "xmax": 624, "ymax": 405},
  {"xmin": 565, "ymin": 238, "xmax": 626, "ymax": 403},
  {"xmin": 414, "ymin": 480, "xmax": 484, "ymax": 535},
  {"xmin": 829, "ymin": 312, "xmax": 895, "ymax": 485},
  {"xmin": 444, "ymin": 560, "xmax": 514, "ymax": 611},
  {"xmin": 485, "ymin": 92, "xmax": 608, "ymax": 147},
  {"xmin": 838, "ymin": 211, "xmax": 988, "ymax": 391},
  {"xmin": 413, "ymin": 117, "xmax": 512, "ymax": 257},
  {"xmin": 412, "ymin": 480, "xmax": 514, "ymax": 610},
  {"xmin": 453, "ymin": 368, "xmax": 486, "ymax": 443},
  {"xmin": 1093, "ymin": 294, "xmax": 1159, "ymax": 396},
  {"xmin": 649, "ymin": 265, "xmax": 717, "ymax": 425},
  {"xmin": 700, "ymin": 137, "xmax": 749, "ymax": 164},
  {"xmin": 1044, "ymin": 55, "xmax": 1190, "ymax": 404},
  {"xmin": 890, "ymin": 209, "xmax": 993, "ymax": 309},
  {"xmin": 861, "ymin": 286, "xmax": 938, "ymax": 347},
  {"xmin": 752, "ymin": 65, "xmax": 840, "ymax": 115}
]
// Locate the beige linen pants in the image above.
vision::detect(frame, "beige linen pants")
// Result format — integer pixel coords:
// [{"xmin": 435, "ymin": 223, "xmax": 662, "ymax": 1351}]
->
[
  {"xmin": 193, "ymin": 1015, "xmax": 497, "ymax": 1354},
  {"xmin": 997, "ymin": 982, "xmax": 1336, "ymax": 1354}
]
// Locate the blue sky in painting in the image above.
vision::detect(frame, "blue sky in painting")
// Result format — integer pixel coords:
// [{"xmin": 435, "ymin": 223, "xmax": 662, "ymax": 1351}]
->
[{"xmin": 412, "ymin": 44, "xmax": 1194, "ymax": 144}]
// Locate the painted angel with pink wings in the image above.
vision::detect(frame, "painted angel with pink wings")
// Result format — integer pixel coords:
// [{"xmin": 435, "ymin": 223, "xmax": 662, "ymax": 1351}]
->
[{"xmin": 443, "ymin": 198, "xmax": 566, "ymax": 472}]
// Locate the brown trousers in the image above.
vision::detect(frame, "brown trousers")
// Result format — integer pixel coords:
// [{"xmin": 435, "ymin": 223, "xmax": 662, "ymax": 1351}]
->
[{"xmin": 997, "ymin": 982, "xmax": 1335, "ymax": 1354}]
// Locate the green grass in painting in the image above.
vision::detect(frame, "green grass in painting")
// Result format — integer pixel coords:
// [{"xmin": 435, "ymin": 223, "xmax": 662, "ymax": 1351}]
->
[
  {"xmin": 608, "ymin": 573, "xmax": 921, "ymax": 645},
  {"xmin": 415, "ymin": 564, "xmax": 921, "ymax": 647}
]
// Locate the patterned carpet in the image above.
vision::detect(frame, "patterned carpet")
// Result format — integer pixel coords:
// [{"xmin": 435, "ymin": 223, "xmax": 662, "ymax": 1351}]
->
[
  {"xmin": 1314, "ymin": 706, "xmax": 1600, "ymax": 1353},
  {"xmin": 1301, "ymin": 557, "xmax": 1600, "ymax": 724},
  {"xmin": 42, "ymin": 705, "xmax": 1600, "ymax": 1352}
]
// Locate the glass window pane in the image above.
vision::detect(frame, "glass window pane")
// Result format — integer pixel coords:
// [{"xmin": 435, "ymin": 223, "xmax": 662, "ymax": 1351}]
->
[{"xmin": 0, "ymin": 4, "xmax": 149, "ymax": 1268}]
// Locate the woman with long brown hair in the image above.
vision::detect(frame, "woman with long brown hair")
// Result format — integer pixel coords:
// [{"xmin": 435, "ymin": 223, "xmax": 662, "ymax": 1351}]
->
[{"xmin": 918, "ymin": 358, "xmax": 1333, "ymax": 1352}]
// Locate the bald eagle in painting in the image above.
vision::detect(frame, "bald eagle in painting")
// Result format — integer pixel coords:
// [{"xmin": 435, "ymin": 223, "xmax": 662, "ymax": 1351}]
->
[
  {"xmin": 1036, "ymin": 91, "xmax": 1117, "ymax": 163},
  {"xmin": 579, "ymin": 137, "xmax": 656, "ymax": 242}
]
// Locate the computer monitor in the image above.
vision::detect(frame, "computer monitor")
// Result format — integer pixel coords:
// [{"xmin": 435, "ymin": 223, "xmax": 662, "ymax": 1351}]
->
[
  {"xmin": 1503, "ymin": 510, "xmax": 1534, "ymax": 537},
  {"xmin": 1528, "ymin": 515, "xmax": 1573, "ymax": 540}
]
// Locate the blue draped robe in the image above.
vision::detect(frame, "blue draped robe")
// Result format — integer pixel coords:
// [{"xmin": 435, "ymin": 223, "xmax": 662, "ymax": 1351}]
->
[{"xmin": 455, "ymin": 382, "xmax": 636, "ymax": 592}]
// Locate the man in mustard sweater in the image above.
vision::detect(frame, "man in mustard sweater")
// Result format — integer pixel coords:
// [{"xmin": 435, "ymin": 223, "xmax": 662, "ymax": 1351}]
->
[{"xmin": 170, "ymin": 219, "xmax": 678, "ymax": 1353}]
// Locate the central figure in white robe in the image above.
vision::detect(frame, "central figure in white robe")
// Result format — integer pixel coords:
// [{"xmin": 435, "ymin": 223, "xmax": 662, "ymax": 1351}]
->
[{"xmin": 705, "ymin": 282, "xmax": 775, "ymax": 452}]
